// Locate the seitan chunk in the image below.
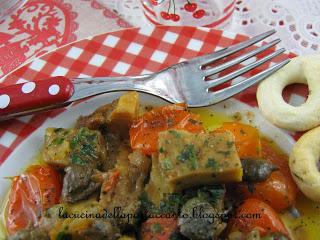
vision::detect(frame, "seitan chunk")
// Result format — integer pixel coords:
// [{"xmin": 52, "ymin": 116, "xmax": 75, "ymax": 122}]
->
[
  {"xmin": 107, "ymin": 91, "xmax": 139, "ymax": 137},
  {"xmin": 43, "ymin": 127, "xmax": 107, "ymax": 169},
  {"xmin": 43, "ymin": 201, "xmax": 121, "ymax": 240},
  {"xmin": 146, "ymin": 130, "xmax": 242, "ymax": 205},
  {"xmin": 43, "ymin": 128, "xmax": 71, "ymax": 168},
  {"xmin": 76, "ymin": 91, "xmax": 139, "ymax": 138},
  {"xmin": 144, "ymin": 153, "xmax": 174, "ymax": 205}
]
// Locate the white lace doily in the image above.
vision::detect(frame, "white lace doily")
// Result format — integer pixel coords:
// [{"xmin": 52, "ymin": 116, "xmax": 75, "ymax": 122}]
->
[{"xmin": 100, "ymin": 0, "xmax": 320, "ymax": 55}]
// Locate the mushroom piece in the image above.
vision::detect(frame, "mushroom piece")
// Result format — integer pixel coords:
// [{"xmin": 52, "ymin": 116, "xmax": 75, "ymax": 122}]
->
[
  {"xmin": 241, "ymin": 158, "xmax": 278, "ymax": 182},
  {"xmin": 178, "ymin": 197, "xmax": 226, "ymax": 240}
]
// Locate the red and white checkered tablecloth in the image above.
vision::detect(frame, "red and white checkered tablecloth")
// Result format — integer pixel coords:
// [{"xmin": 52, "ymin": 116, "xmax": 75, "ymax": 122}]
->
[
  {"xmin": 0, "ymin": 26, "xmax": 303, "ymax": 164},
  {"xmin": 0, "ymin": 0, "xmax": 131, "ymax": 80}
]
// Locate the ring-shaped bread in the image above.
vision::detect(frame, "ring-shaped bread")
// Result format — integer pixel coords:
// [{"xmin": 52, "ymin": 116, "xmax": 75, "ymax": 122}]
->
[
  {"xmin": 289, "ymin": 126, "xmax": 320, "ymax": 202},
  {"xmin": 257, "ymin": 55, "xmax": 320, "ymax": 131}
]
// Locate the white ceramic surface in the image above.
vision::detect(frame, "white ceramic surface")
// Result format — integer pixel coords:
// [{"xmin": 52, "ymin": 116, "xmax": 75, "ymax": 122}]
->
[{"xmin": 0, "ymin": 92, "xmax": 295, "ymax": 205}]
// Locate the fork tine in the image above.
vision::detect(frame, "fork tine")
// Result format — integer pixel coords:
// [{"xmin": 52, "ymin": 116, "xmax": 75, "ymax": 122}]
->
[
  {"xmin": 190, "ymin": 30, "xmax": 276, "ymax": 66},
  {"xmin": 206, "ymin": 48, "xmax": 285, "ymax": 89},
  {"xmin": 204, "ymin": 39, "xmax": 280, "ymax": 77},
  {"xmin": 208, "ymin": 59, "xmax": 290, "ymax": 104}
]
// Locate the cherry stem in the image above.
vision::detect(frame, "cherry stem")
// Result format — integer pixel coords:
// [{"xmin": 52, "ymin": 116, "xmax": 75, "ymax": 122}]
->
[
  {"xmin": 167, "ymin": 0, "xmax": 171, "ymax": 13},
  {"xmin": 186, "ymin": 0, "xmax": 191, "ymax": 4},
  {"xmin": 172, "ymin": 0, "xmax": 176, "ymax": 14}
]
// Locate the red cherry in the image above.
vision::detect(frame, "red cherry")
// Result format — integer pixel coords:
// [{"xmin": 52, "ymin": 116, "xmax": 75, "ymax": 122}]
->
[
  {"xmin": 161, "ymin": 11, "xmax": 170, "ymax": 20},
  {"xmin": 184, "ymin": 2, "xmax": 197, "ymax": 12},
  {"xmin": 170, "ymin": 13, "xmax": 180, "ymax": 22},
  {"xmin": 193, "ymin": 9, "xmax": 205, "ymax": 19}
]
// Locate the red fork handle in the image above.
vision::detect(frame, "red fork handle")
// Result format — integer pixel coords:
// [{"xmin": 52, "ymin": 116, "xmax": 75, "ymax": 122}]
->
[{"xmin": 0, "ymin": 76, "xmax": 74, "ymax": 115}]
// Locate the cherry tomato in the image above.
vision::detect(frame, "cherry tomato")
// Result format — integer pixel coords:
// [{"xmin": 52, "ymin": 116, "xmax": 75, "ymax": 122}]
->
[
  {"xmin": 237, "ymin": 171, "xmax": 297, "ymax": 211},
  {"xmin": 5, "ymin": 165, "xmax": 62, "ymax": 235},
  {"xmin": 236, "ymin": 139, "xmax": 298, "ymax": 211},
  {"xmin": 260, "ymin": 138, "xmax": 296, "ymax": 181},
  {"xmin": 141, "ymin": 218, "xmax": 178, "ymax": 240},
  {"xmin": 229, "ymin": 198, "xmax": 289, "ymax": 237}
]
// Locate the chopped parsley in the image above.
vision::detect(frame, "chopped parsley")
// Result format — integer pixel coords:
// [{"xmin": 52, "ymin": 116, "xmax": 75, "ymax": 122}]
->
[
  {"xmin": 140, "ymin": 192, "xmax": 183, "ymax": 216},
  {"xmin": 50, "ymin": 137, "xmax": 64, "ymax": 146},
  {"xmin": 226, "ymin": 141, "xmax": 234, "ymax": 148},
  {"xmin": 159, "ymin": 193, "xmax": 184, "ymax": 214},
  {"xmin": 70, "ymin": 155, "xmax": 85, "ymax": 165},
  {"xmin": 217, "ymin": 150, "xmax": 230, "ymax": 157},
  {"xmin": 54, "ymin": 128, "xmax": 64, "ymax": 133},
  {"xmin": 151, "ymin": 223, "xmax": 163, "ymax": 233},
  {"xmin": 139, "ymin": 192, "xmax": 157, "ymax": 216},
  {"xmin": 162, "ymin": 159, "xmax": 173, "ymax": 170},
  {"xmin": 56, "ymin": 231, "xmax": 72, "ymax": 240},
  {"xmin": 159, "ymin": 147, "xmax": 165, "ymax": 153},
  {"xmin": 168, "ymin": 130, "xmax": 181, "ymax": 138},
  {"xmin": 198, "ymin": 185, "xmax": 225, "ymax": 204},
  {"xmin": 183, "ymin": 185, "xmax": 225, "ymax": 205},
  {"xmin": 177, "ymin": 144, "xmax": 197, "ymax": 169},
  {"xmin": 69, "ymin": 128, "xmax": 99, "ymax": 166},
  {"xmin": 206, "ymin": 158, "xmax": 220, "ymax": 170}
]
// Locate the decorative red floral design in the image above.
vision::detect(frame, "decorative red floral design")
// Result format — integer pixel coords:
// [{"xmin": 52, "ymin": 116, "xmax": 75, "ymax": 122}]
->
[
  {"xmin": 81, "ymin": 0, "xmax": 132, "ymax": 28},
  {"xmin": 0, "ymin": 0, "xmax": 78, "ymax": 78}
]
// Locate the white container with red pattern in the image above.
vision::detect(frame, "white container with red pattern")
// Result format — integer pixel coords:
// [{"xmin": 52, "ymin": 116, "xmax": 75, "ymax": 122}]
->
[{"xmin": 140, "ymin": 0, "xmax": 235, "ymax": 28}]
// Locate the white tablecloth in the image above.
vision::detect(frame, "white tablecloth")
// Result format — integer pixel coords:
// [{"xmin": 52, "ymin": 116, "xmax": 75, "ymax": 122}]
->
[{"xmin": 103, "ymin": 0, "xmax": 320, "ymax": 55}]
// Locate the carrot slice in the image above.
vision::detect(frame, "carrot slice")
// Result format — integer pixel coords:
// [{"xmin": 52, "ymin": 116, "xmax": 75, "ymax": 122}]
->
[{"xmin": 217, "ymin": 122, "xmax": 261, "ymax": 158}]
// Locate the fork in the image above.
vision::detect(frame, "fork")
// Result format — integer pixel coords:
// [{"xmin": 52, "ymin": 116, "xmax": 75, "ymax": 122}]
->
[{"xmin": 0, "ymin": 30, "xmax": 289, "ymax": 121}]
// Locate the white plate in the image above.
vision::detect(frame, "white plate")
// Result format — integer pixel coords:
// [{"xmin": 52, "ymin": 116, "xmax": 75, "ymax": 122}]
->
[{"xmin": 0, "ymin": 92, "xmax": 295, "ymax": 204}]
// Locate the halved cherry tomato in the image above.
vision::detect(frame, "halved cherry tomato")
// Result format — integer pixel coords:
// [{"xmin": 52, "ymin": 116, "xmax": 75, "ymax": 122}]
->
[
  {"xmin": 260, "ymin": 138, "xmax": 296, "ymax": 182},
  {"xmin": 141, "ymin": 217, "xmax": 178, "ymax": 240},
  {"xmin": 130, "ymin": 103, "xmax": 204, "ymax": 155},
  {"xmin": 236, "ymin": 139, "xmax": 298, "ymax": 211},
  {"xmin": 229, "ymin": 198, "xmax": 289, "ymax": 237},
  {"xmin": 5, "ymin": 165, "xmax": 62, "ymax": 235},
  {"xmin": 237, "ymin": 171, "xmax": 297, "ymax": 211},
  {"xmin": 217, "ymin": 122, "xmax": 261, "ymax": 158}
]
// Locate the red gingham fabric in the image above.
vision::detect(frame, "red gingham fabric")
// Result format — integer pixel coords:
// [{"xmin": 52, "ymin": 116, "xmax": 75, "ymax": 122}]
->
[{"xmin": 0, "ymin": 26, "xmax": 300, "ymax": 164}]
